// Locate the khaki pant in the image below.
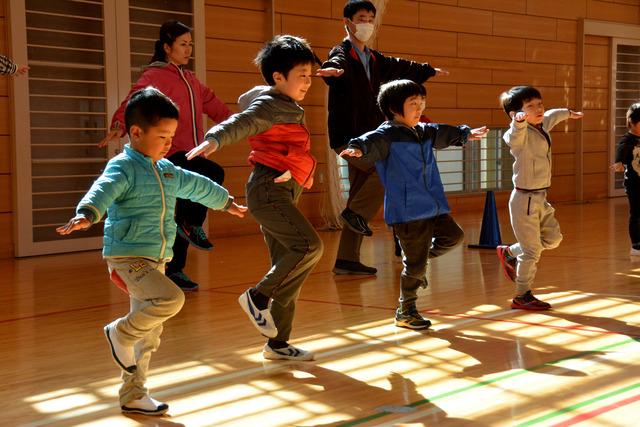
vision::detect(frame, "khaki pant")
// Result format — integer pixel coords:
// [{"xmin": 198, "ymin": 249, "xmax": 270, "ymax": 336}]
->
[
  {"xmin": 507, "ymin": 190, "xmax": 563, "ymax": 295},
  {"xmin": 106, "ymin": 258, "xmax": 185, "ymax": 405},
  {"xmin": 334, "ymin": 148, "xmax": 385, "ymax": 262},
  {"xmin": 246, "ymin": 164, "xmax": 324, "ymax": 342},
  {"xmin": 393, "ymin": 214, "xmax": 464, "ymax": 311}
]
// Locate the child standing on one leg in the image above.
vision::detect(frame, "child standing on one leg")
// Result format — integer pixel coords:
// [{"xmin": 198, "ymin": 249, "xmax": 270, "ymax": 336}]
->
[
  {"xmin": 187, "ymin": 35, "xmax": 323, "ymax": 360},
  {"xmin": 341, "ymin": 79, "xmax": 488, "ymax": 329},
  {"xmin": 496, "ymin": 86, "xmax": 583, "ymax": 310},
  {"xmin": 57, "ymin": 87, "xmax": 246, "ymax": 415},
  {"xmin": 612, "ymin": 103, "xmax": 640, "ymax": 258}
]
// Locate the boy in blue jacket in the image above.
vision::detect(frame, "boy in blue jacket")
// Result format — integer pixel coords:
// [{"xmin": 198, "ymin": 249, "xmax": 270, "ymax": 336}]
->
[
  {"xmin": 57, "ymin": 87, "xmax": 246, "ymax": 415},
  {"xmin": 341, "ymin": 79, "xmax": 487, "ymax": 329}
]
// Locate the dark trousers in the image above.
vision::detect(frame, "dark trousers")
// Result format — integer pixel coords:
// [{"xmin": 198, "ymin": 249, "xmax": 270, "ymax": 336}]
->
[
  {"xmin": 333, "ymin": 147, "xmax": 385, "ymax": 262},
  {"xmin": 392, "ymin": 214, "xmax": 464, "ymax": 311},
  {"xmin": 247, "ymin": 164, "xmax": 323, "ymax": 342},
  {"xmin": 627, "ymin": 187, "xmax": 640, "ymax": 249},
  {"xmin": 166, "ymin": 151, "xmax": 225, "ymax": 274}
]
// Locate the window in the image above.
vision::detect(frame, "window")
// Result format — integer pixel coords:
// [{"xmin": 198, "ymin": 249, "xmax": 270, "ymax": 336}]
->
[{"xmin": 336, "ymin": 127, "xmax": 513, "ymax": 200}]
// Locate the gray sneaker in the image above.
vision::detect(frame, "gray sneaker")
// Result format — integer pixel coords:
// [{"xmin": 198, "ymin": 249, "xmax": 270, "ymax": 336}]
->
[{"xmin": 394, "ymin": 308, "xmax": 432, "ymax": 330}]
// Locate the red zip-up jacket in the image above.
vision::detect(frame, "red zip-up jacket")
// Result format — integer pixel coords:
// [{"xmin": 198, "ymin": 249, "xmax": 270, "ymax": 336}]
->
[{"xmin": 110, "ymin": 61, "xmax": 231, "ymax": 158}]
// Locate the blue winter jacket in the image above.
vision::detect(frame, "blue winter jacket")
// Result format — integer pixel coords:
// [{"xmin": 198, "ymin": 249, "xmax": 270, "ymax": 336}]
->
[
  {"xmin": 77, "ymin": 144, "xmax": 232, "ymax": 261},
  {"xmin": 348, "ymin": 121, "xmax": 470, "ymax": 225}
]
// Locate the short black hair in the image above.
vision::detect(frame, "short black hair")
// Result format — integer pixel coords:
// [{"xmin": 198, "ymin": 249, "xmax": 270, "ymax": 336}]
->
[
  {"xmin": 343, "ymin": 0, "xmax": 376, "ymax": 20},
  {"xmin": 627, "ymin": 103, "xmax": 640, "ymax": 128},
  {"xmin": 500, "ymin": 86, "xmax": 542, "ymax": 116},
  {"xmin": 254, "ymin": 35, "xmax": 315, "ymax": 86},
  {"xmin": 124, "ymin": 86, "xmax": 179, "ymax": 133},
  {"xmin": 377, "ymin": 79, "xmax": 427, "ymax": 121}
]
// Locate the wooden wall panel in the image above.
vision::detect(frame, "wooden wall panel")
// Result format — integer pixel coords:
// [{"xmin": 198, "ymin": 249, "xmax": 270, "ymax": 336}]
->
[
  {"xmin": 0, "ymin": 175, "xmax": 10, "ymax": 212},
  {"xmin": 0, "ymin": 135, "xmax": 9, "ymax": 173},
  {"xmin": 204, "ymin": 0, "xmax": 264, "ymax": 11},
  {"xmin": 493, "ymin": 12, "xmax": 557, "ymax": 41},
  {"xmin": 548, "ymin": 175, "xmax": 577, "ymax": 201},
  {"xmin": 419, "ymin": 4, "xmax": 492, "ymax": 35},
  {"xmin": 205, "ymin": 5, "xmax": 267, "ymax": 42},
  {"xmin": 274, "ymin": 0, "xmax": 332, "ymax": 18},
  {"xmin": 526, "ymin": 40, "xmax": 576, "ymax": 64},
  {"xmin": 587, "ymin": 0, "xmax": 640, "ymax": 24},
  {"xmin": 458, "ymin": 0, "xmax": 526, "ymax": 13},
  {"xmin": 583, "ymin": 173, "xmax": 609, "ymax": 199},
  {"xmin": 377, "ymin": 26, "xmax": 457, "ymax": 57},
  {"xmin": 526, "ymin": 0, "xmax": 588, "ymax": 20},
  {"xmin": 458, "ymin": 34, "xmax": 525, "ymax": 61},
  {"xmin": 381, "ymin": 0, "xmax": 419, "ymax": 28},
  {"xmin": 281, "ymin": 15, "xmax": 344, "ymax": 49},
  {"xmin": 0, "ymin": 213, "xmax": 11, "ymax": 259}
]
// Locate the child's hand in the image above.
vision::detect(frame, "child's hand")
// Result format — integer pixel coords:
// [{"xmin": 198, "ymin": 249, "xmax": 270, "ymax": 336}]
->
[
  {"xmin": 316, "ymin": 67, "xmax": 344, "ymax": 77},
  {"xmin": 611, "ymin": 162, "xmax": 625, "ymax": 173},
  {"xmin": 511, "ymin": 111, "xmax": 528, "ymax": 122},
  {"xmin": 98, "ymin": 128, "xmax": 124, "ymax": 148},
  {"xmin": 469, "ymin": 126, "xmax": 489, "ymax": 140},
  {"xmin": 186, "ymin": 140, "xmax": 216, "ymax": 160},
  {"xmin": 14, "ymin": 65, "xmax": 29, "ymax": 76},
  {"xmin": 56, "ymin": 215, "xmax": 91, "ymax": 235},
  {"xmin": 434, "ymin": 67, "xmax": 449, "ymax": 77},
  {"xmin": 227, "ymin": 203, "xmax": 248, "ymax": 218},
  {"xmin": 569, "ymin": 110, "xmax": 584, "ymax": 119},
  {"xmin": 339, "ymin": 148, "xmax": 363, "ymax": 158},
  {"xmin": 273, "ymin": 170, "xmax": 292, "ymax": 183}
]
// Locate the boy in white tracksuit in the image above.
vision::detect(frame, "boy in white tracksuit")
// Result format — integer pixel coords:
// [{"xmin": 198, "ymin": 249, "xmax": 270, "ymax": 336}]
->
[{"xmin": 496, "ymin": 86, "xmax": 583, "ymax": 310}]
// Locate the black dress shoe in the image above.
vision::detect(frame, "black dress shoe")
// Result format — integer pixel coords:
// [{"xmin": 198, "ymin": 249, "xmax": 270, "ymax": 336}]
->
[
  {"xmin": 341, "ymin": 208, "xmax": 373, "ymax": 236},
  {"xmin": 333, "ymin": 259, "xmax": 377, "ymax": 275}
]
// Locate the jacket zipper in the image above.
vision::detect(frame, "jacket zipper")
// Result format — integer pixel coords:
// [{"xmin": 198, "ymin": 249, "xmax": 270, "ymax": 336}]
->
[
  {"xmin": 419, "ymin": 138, "xmax": 438, "ymax": 215},
  {"xmin": 152, "ymin": 163, "xmax": 167, "ymax": 259},
  {"xmin": 174, "ymin": 64, "xmax": 199, "ymax": 148}
]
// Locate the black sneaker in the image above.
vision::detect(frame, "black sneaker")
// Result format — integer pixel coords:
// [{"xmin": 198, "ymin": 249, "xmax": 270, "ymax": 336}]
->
[
  {"xmin": 177, "ymin": 224, "xmax": 213, "ymax": 251},
  {"xmin": 341, "ymin": 208, "xmax": 373, "ymax": 236},
  {"xmin": 395, "ymin": 308, "xmax": 432, "ymax": 330},
  {"xmin": 167, "ymin": 271, "xmax": 199, "ymax": 292},
  {"xmin": 333, "ymin": 259, "xmax": 377, "ymax": 275}
]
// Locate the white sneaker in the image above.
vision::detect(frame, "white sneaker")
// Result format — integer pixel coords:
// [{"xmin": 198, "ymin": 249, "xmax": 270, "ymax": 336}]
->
[
  {"xmin": 121, "ymin": 395, "xmax": 169, "ymax": 416},
  {"xmin": 104, "ymin": 320, "xmax": 136, "ymax": 373},
  {"xmin": 263, "ymin": 343, "xmax": 315, "ymax": 361},
  {"xmin": 238, "ymin": 289, "xmax": 277, "ymax": 338},
  {"xmin": 630, "ymin": 248, "xmax": 640, "ymax": 257}
]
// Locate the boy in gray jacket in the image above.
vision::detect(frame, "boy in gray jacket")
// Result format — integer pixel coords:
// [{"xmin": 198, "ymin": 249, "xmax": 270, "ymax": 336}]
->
[
  {"xmin": 496, "ymin": 86, "xmax": 582, "ymax": 310},
  {"xmin": 187, "ymin": 35, "xmax": 323, "ymax": 361}
]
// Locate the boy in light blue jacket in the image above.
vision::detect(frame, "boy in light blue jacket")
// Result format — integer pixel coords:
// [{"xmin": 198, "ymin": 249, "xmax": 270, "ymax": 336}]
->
[{"xmin": 57, "ymin": 87, "xmax": 246, "ymax": 416}]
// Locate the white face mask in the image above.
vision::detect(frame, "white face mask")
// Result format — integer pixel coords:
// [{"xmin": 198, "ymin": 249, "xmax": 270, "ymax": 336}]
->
[{"xmin": 350, "ymin": 21, "xmax": 374, "ymax": 42}]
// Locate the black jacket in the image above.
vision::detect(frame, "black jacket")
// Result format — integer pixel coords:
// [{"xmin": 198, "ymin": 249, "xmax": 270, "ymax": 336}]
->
[
  {"xmin": 615, "ymin": 132, "xmax": 640, "ymax": 190},
  {"xmin": 322, "ymin": 39, "xmax": 437, "ymax": 149}
]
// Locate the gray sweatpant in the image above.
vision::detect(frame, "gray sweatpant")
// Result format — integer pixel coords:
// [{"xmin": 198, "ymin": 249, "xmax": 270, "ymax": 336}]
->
[
  {"xmin": 507, "ymin": 189, "xmax": 563, "ymax": 295},
  {"xmin": 105, "ymin": 257, "xmax": 185, "ymax": 406},
  {"xmin": 246, "ymin": 164, "xmax": 324, "ymax": 342}
]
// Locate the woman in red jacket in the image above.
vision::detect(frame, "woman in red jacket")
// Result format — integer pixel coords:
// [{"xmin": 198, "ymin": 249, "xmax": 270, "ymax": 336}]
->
[{"xmin": 100, "ymin": 20, "xmax": 232, "ymax": 291}]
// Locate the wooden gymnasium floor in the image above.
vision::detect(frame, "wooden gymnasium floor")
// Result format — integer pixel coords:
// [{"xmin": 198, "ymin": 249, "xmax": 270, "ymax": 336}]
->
[{"xmin": 2, "ymin": 197, "xmax": 639, "ymax": 427}]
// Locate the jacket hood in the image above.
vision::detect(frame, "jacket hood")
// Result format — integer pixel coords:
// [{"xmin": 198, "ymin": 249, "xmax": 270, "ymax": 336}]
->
[{"xmin": 238, "ymin": 85, "xmax": 271, "ymax": 110}]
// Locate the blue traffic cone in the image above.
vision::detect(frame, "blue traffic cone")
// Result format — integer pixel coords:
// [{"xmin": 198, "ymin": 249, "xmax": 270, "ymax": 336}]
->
[{"xmin": 468, "ymin": 191, "xmax": 502, "ymax": 249}]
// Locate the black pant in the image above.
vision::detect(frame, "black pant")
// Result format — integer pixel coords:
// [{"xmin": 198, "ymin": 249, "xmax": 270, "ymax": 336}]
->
[
  {"xmin": 627, "ymin": 186, "xmax": 640, "ymax": 249},
  {"xmin": 166, "ymin": 151, "xmax": 225, "ymax": 274}
]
